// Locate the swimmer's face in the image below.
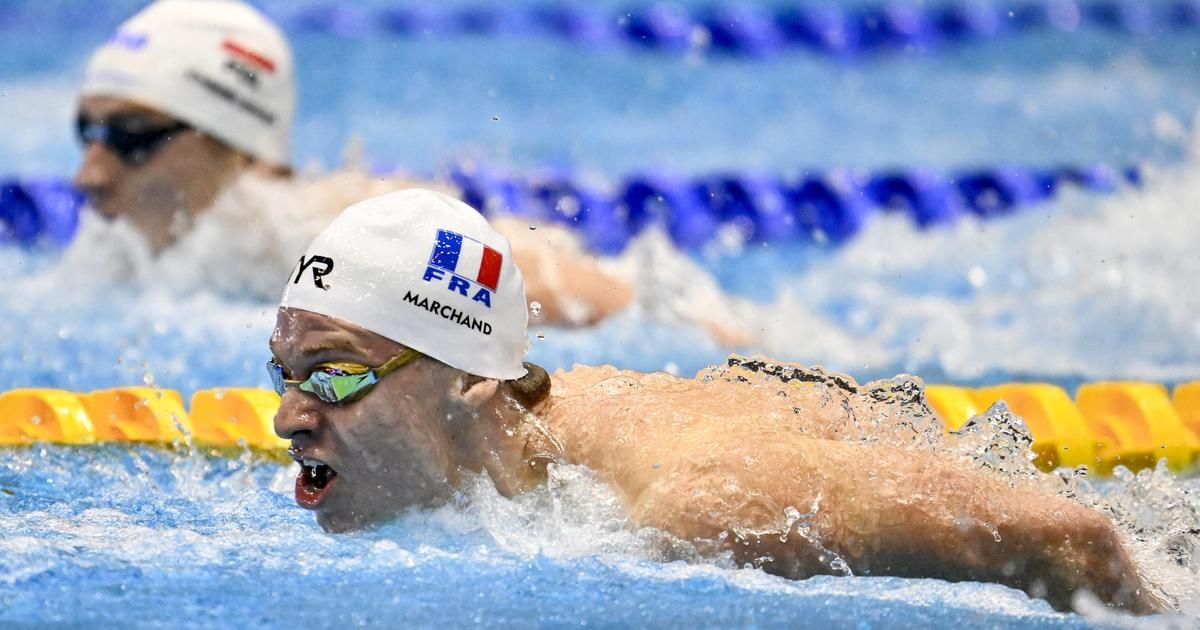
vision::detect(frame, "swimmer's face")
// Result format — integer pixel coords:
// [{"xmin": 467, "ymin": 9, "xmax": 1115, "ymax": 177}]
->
[
  {"xmin": 73, "ymin": 95, "xmax": 250, "ymax": 252},
  {"xmin": 270, "ymin": 307, "xmax": 464, "ymax": 532}
]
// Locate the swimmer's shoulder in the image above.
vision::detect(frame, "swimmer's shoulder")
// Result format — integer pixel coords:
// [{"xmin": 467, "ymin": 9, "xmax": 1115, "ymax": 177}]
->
[
  {"xmin": 547, "ymin": 357, "xmax": 832, "ymax": 401},
  {"xmin": 548, "ymin": 364, "xmax": 695, "ymax": 400},
  {"xmin": 570, "ymin": 357, "xmax": 861, "ymax": 434}
]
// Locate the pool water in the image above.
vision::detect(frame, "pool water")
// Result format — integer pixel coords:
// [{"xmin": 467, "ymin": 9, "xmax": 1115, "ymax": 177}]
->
[
  {"xmin": 2, "ymin": 0, "xmax": 1200, "ymax": 627},
  {"xmin": 0, "ymin": 445, "xmax": 1128, "ymax": 629}
]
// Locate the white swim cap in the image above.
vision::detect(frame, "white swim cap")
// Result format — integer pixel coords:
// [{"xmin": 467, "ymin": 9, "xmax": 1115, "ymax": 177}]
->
[
  {"xmin": 281, "ymin": 189, "xmax": 531, "ymax": 380},
  {"xmin": 82, "ymin": 0, "xmax": 294, "ymax": 167}
]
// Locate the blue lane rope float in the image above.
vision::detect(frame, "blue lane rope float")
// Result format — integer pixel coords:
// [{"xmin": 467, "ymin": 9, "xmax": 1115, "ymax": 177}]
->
[
  {"xmin": 10, "ymin": 2, "xmax": 1198, "ymax": 59},
  {"xmin": 262, "ymin": 1, "xmax": 1200, "ymax": 59},
  {"xmin": 438, "ymin": 162, "xmax": 1137, "ymax": 253},
  {"xmin": 0, "ymin": 178, "xmax": 83, "ymax": 248},
  {"xmin": 1, "ymin": 163, "xmax": 1139, "ymax": 253}
]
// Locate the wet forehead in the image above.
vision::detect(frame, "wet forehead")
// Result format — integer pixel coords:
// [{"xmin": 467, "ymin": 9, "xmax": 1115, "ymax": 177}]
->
[
  {"xmin": 78, "ymin": 95, "xmax": 175, "ymax": 124},
  {"xmin": 271, "ymin": 308, "xmax": 399, "ymax": 367}
]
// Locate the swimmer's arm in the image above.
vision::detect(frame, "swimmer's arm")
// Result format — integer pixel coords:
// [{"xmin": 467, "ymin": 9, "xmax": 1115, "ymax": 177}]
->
[
  {"xmin": 493, "ymin": 219, "xmax": 752, "ymax": 343},
  {"xmin": 492, "ymin": 218, "xmax": 633, "ymax": 326},
  {"xmin": 627, "ymin": 439, "xmax": 1159, "ymax": 613}
]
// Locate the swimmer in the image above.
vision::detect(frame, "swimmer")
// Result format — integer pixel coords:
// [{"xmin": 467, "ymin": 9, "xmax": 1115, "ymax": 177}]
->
[
  {"xmin": 269, "ymin": 189, "xmax": 1161, "ymax": 614},
  {"xmin": 74, "ymin": 0, "xmax": 293, "ymax": 253},
  {"xmin": 68, "ymin": 0, "xmax": 640, "ymax": 328}
]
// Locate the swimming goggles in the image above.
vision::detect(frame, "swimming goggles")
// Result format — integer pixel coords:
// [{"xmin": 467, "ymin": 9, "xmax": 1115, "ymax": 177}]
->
[
  {"xmin": 75, "ymin": 113, "xmax": 192, "ymax": 166},
  {"xmin": 267, "ymin": 348, "xmax": 423, "ymax": 405}
]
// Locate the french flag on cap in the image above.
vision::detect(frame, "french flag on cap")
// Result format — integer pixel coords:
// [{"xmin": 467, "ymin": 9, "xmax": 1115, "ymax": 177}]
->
[{"xmin": 428, "ymin": 229, "xmax": 503, "ymax": 291}]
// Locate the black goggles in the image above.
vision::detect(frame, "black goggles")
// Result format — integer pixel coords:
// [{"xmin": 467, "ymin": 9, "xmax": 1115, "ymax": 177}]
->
[{"xmin": 75, "ymin": 113, "xmax": 191, "ymax": 166}]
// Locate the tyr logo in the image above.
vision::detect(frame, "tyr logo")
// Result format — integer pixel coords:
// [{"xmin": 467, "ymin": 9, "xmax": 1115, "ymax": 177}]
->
[{"xmin": 293, "ymin": 255, "xmax": 334, "ymax": 290}]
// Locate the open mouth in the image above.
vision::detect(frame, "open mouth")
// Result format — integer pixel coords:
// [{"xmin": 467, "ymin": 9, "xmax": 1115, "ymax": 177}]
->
[{"xmin": 294, "ymin": 458, "xmax": 338, "ymax": 510}]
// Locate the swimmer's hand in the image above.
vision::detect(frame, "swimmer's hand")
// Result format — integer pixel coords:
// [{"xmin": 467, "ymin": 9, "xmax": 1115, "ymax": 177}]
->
[{"xmin": 1039, "ymin": 515, "xmax": 1166, "ymax": 614}]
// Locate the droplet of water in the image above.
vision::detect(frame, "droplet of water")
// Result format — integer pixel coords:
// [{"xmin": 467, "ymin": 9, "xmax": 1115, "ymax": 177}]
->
[
  {"xmin": 529, "ymin": 301, "xmax": 542, "ymax": 318},
  {"xmin": 967, "ymin": 266, "xmax": 987, "ymax": 288},
  {"xmin": 780, "ymin": 505, "xmax": 802, "ymax": 542}
]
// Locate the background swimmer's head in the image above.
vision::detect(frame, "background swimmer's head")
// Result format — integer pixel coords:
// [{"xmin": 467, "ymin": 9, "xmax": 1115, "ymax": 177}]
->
[
  {"xmin": 270, "ymin": 189, "xmax": 537, "ymax": 530},
  {"xmin": 74, "ymin": 0, "xmax": 295, "ymax": 250}
]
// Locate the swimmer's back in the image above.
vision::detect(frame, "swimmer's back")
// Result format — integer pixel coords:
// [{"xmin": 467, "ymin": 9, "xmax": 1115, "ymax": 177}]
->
[{"xmin": 539, "ymin": 362, "xmax": 857, "ymax": 497}]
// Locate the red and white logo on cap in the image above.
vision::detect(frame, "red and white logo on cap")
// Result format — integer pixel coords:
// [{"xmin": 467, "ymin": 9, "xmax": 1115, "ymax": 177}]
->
[{"xmin": 221, "ymin": 39, "xmax": 275, "ymax": 74}]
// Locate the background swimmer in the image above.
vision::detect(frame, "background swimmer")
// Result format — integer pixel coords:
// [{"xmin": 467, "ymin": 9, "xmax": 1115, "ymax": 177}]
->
[
  {"xmin": 66, "ymin": 0, "xmax": 662, "ymax": 331},
  {"xmin": 75, "ymin": 0, "xmax": 294, "ymax": 253},
  {"xmin": 269, "ymin": 189, "xmax": 1163, "ymax": 614}
]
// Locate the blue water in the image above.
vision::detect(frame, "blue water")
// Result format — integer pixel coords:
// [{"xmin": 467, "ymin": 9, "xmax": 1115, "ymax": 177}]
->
[
  {"xmin": 2, "ymin": 1, "xmax": 1200, "ymax": 627},
  {"xmin": 3, "ymin": 1, "xmax": 1199, "ymax": 176},
  {"xmin": 0, "ymin": 446, "xmax": 1105, "ymax": 628}
]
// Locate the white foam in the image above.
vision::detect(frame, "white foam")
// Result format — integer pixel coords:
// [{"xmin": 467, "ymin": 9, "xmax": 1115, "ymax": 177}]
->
[{"xmin": 722, "ymin": 139, "xmax": 1200, "ymax": 381}]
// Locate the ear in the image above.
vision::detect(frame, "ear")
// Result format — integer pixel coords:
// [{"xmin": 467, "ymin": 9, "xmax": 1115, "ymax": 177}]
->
[{"xmin": 450, "ymin": 376, "xmax": 499, "ymax": 411}]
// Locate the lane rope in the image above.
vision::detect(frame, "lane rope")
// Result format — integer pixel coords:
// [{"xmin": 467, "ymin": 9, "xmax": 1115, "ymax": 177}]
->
[
  {"xmin": 0, "ymin": 162, "xmax": 1139, "ymax": 253},
  {"xmin": 119, "ymin": 1, "xmax": 1200, "ymax": 59},
  {"xmin": 10, "ymin": 1, "xmax": 1198, "ymax": 59},
  {"xmin": 2, "ymin": 381, "xmax": 1196, "ymax": 474}
]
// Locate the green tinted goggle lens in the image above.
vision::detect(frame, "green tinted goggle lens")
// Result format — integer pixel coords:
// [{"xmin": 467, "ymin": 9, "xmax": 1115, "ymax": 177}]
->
[
  {"xmin": 266, "ymin": 348, "xmax": 421, "ymax": 405},
  {"xmin": 301, "ymin": 369, "xmax": 378, "ymax": 403}
]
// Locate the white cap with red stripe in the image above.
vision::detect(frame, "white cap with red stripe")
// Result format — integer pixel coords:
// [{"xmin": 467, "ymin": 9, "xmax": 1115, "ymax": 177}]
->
[
  {"xmin": 82, "ymin": 0, "xmax": 294, "ymax": 167},
  {"xmin": 280, "ymin": 189, "xmax": 531, "ymax": 380}
]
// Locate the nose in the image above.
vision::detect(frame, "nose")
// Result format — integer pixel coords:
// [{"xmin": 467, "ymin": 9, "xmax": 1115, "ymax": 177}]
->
[
  {"xmin": 73, "ymin": 142, "xmax": 123, "ymax": 210},
  {"xmin": 273, "ymin": 388, "xmax": 323, "ymax": 441}
]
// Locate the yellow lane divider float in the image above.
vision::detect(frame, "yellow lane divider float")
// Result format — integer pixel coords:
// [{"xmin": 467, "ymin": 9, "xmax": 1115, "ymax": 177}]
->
[
  {"xmin": 1, "ymin": 382, "xmax": 1198, "ymax": 474},
  {"xmin": 0, "ymin": 389, "xmax": 95, "ymax": 445},
  {"xmin": 190, "ymin": 388, "xmax": 288, "ymax": 450},
  {"xmin": 80, "ymin": 387, "xmax": 190, "ymax": 443},
  {"xmin": 0, "ymin": 387, "xmax": 285, "ymax": 451},
  {"xmin": 926, "ymin": 381, "xmax": 1200, "ymax": 474},
  {"xmin": 1169, "ymin": 382, "xmax": 1200, "ymax": 447}
]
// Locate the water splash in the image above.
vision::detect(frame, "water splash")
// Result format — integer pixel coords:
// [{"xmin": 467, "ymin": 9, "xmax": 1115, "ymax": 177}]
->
[
  {"xmin": 1068, "ymin": 463, "xmax": 1200, "ymax": 618},
  {"xmin": 704, "ymin": 354, "xmax": 945, "ymax": 450},
  {"xmin": 947, "ymin": 401, "xmax": 1042, "ymax": 483}
]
